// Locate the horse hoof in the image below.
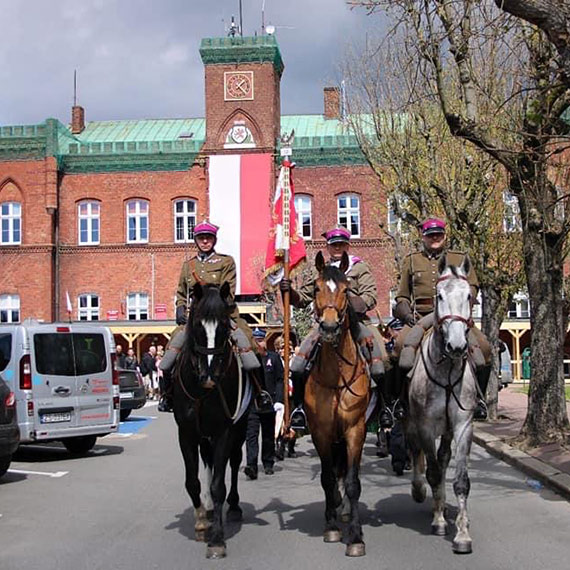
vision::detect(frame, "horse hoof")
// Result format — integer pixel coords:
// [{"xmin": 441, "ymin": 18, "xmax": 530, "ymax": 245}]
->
[
  {"xmin": 411, "ymin": 484, "xmax": 426, "ymax": 503},
  {"xmin": 452, "ymin": 540, "xmax": 473, "ymax": 554},
  {"xmin": 206, "ymin": 545, "xmax": 227, "ymax": 559},
  {"xmin": 346, "ymin": 543, "xmax": 366, "ymax": 557},
  {"xmin": 195, "ymin": 530, "xmax": 208, "ymax": 542},
  {"xmin": 226, "ymin": 507, "xmax": 243, "ymax": 522},
  {"xmin": 323, "ymin": 529, "xmax": 342, "ymax": 543},
  {"xmin": 431, "ymin": 523, "xmax": 448, "ymax": 536}
]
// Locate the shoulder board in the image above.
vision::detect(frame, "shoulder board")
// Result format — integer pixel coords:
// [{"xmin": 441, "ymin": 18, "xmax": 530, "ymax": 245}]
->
[{"xmin": 447, "ymin": 250, "xmax": 466, "ymax": 256}]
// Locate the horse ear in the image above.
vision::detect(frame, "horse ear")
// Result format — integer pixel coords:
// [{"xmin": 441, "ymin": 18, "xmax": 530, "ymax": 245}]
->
[
  {"xmin": 193, "ymin": 282, "xmax": 203, "ymax": 301},
  {"xmin": 315, "ymin": 251, "xmax": 325, "ymax": 272},
  {"xmin": 220, "ymin": 281, "xmax": 231, "ymax": 301},
  {"xmin": 339, "ymin": 251, "xmax": 349, "ymax": 274},
  {"xmin": 461, "ymin": 255, "xmax": 471, "ymax": 277},
  {"xmin": 438, "ymin": 254, "xmax": 448, "ymax": 276}
]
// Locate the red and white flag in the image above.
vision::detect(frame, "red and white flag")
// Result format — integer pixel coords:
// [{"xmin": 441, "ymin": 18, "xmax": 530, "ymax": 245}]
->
[
  {"xmin": 264, "ymin": 161, "xmax": 306, "ymax": 285},
  {"xmin": 65, "ymin": 291, "xmax": 73, "ymax": 315}
]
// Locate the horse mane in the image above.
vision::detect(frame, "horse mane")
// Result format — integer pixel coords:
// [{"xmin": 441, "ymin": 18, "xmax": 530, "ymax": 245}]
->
[{"xmin": 189, "ymin": 284, "xmax": 230, "ymax": 326}]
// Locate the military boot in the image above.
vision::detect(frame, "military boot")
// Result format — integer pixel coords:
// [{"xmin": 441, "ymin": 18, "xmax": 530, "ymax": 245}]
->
[
  {"xmin": 474, "ymin": 364, "xmax": 491, "ymax": 421},
  {"xmin": 158, "ymin": 369, "xmax": 173, "ymax": 413}
]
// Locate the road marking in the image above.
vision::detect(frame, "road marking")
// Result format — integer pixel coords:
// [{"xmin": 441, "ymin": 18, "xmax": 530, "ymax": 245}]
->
[{"xmin": 8, "ymin": 469, "xmax": 69, "ymax": 478}]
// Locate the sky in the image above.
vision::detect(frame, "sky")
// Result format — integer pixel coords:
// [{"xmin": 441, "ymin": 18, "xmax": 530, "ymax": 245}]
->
[{"xmin": 0, "ymin": 0, "xmax": 384, "ymax": 126}]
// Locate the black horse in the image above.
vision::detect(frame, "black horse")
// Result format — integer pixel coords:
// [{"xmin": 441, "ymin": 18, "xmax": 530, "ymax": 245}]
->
[{"xmin": 174, "ymin": 282, "xmax": 249, "ymax": 559}]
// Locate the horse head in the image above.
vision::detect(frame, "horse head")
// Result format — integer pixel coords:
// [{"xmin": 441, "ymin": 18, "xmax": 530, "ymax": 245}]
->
[
  {"xmin": 313, "ymin": 251, "xmax": 350, "ymax": 345},
  {"xmin": 435, "ymin": 255, "xmax": 473, "ymax": 359},
  {"xmin": 186, "ymin": 282, "xmax": 233, "ymax": 389}
]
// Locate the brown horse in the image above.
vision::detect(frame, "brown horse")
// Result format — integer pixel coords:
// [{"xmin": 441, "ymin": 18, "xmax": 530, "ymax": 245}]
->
[{"xmin": 304, "ymin": 251, "xmax": 371, "ymax": 557}]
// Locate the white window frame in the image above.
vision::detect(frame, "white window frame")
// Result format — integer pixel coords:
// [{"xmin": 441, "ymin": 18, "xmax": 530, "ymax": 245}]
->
[
  {"xmin": 337, "ymin": 193, "xmax": 360, "ymax": 237},
  {"xmin": 126, "ymin": 200, "xmax": 149, "ymax": 243},
  {"xmin": 127, "ymin": 293, "xmax": 149, "ymax": 320},
  {"xmin": 503, "ymin": 191, "xmax": 521, "ymax": 233},
  {"xmin": 78, "ymin": 293, "xmax": 99, "ymax": 321},
  {"xmin": 1, "ymin": 201, "xmax": 22, "ymax": 245},
  {"xmin": 174, "ymin": 199, "xmax": 197, "ymax": 243},
  {"xmin": 294, "ymin": 194, "xmax": 312, "ymax": 239},
  {"xmin": 78, "ymin": 201, "xmax": 100, "ymax": 245},
  {"xmin": 0, "ymin": 294, "xmax": 20, "ymax": 323},
  {"xmin": 508, "ymin": 292, "xmax": 530, "ymax": 319}
]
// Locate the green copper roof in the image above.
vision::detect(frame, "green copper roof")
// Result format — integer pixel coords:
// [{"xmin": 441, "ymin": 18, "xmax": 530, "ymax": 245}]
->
[{"xmin": 200, "ymin": 36, "xmax": 284, "ymax": 76}]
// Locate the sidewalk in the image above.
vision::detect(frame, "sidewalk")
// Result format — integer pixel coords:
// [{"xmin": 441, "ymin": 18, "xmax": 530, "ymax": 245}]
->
[{"xmin": 473, "ymin": 386, "xmax": 570, "ymax": 500}]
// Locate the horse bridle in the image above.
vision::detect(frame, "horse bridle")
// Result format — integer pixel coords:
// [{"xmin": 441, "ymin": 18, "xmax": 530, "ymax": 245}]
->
[{"xmin": 435, "ymin": 274, "xmax": 474, "ymax": 329}]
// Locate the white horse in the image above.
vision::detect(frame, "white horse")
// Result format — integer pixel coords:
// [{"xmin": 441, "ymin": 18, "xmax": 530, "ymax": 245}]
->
[{"xmin": 405, "ymin": 255, "xmax": 478, "ymax": 554}]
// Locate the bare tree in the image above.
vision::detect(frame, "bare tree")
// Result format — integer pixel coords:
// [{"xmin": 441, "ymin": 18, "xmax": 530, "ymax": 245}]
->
[{"xmin": 348, "ymin": 0, "xmax": 570, "ymax": 445}]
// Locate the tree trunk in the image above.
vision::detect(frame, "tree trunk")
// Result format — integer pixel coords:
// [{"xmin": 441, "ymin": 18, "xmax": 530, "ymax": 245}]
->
[
  {"xmin": 480, "ymin": 285, "xmax": 505, "ymax": 421},
  {"xmin": 519, "ymin": 227, "xmax": 569, "ymax": 446}
]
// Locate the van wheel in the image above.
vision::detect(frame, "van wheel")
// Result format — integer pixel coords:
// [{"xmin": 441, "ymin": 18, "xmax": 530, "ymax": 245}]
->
[
  {"xmin": 0, "ymin": 455, "xmax": 12, "ymax": 477},
  {"xmin": 120, "ymin": 409, "xmax": 131, "ymax": 421},
  {"xmin": 63, "ymin": 435, "xmax": 97, "ymax": 455}
]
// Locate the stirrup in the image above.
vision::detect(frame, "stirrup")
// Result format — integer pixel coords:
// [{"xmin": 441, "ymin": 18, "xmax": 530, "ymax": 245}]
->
[
  {"xmin": 393, "ymin": 399, "xmax": 406, "ymax": 421},
  {"xmin": 473, "ymin": 399, "xmax": 488, "ymax": 421},
  {"xmin": 290, "ymin": 407, "xmax": 307, "ymax": 431},
  {"xmin": 379, "ymin": 407, "xmax": 393, "ymax": 429}
]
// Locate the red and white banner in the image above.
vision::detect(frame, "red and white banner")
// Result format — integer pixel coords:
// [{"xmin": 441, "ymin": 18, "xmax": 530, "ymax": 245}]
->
[
  {"xmin": 264, "ymin": 162, "xmax": 306, "ymax": 284},
  {"xmin": 208, "ymin": 153, "xmax": 272, "ymax": 294}
]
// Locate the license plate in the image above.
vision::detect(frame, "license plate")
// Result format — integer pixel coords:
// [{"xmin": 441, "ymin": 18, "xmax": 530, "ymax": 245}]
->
[
  {"xmin": 41, "ymin": 412, "xmax": 71, "ymax": 424},
  {"xmin": 121, "ymin": 392, "xmax": 134, "ymax": 399}
]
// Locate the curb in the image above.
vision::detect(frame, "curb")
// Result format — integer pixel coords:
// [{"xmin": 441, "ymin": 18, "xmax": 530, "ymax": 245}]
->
[{"xmin": 473, "ymin": 428, "xmax": 570, "ymax": 502}]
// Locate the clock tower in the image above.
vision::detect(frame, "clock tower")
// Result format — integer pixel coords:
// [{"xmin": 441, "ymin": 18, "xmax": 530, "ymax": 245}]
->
[{"xmin": 199, "ymin": 35, "xmax": 284, "ymax": 153}]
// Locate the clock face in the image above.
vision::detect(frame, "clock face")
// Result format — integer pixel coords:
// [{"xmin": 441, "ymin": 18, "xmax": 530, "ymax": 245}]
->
[{"xmin": 224, "ymin": 71, "xmax": 254, "ymax": 101}]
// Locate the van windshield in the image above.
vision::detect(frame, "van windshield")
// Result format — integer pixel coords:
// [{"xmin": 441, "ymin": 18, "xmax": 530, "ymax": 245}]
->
[
  {"xmin": 0, "ymin": 333, "xmax": 11, "ymax": 371},
  {"xmin": 34, "ymin": 333, "xmax": 107, "ymax": 376}
]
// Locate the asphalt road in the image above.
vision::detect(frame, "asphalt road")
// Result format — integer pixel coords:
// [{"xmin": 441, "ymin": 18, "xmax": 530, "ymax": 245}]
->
[{"xmin": 2, "ymin": 404, "xmax": 570, "ymax": 570}]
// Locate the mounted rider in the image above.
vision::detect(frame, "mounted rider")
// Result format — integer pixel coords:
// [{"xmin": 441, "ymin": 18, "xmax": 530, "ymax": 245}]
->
[
  {"xmin": 393, "ymin": 217, "xmax": 491, "ymax": 419},
  {"xmin": 158, "ymin": 220, "xmax": 269, "ymax": 412},
  {"xmin": 280, "ymin": 225, "xmax": 390, "ymax": 430}
]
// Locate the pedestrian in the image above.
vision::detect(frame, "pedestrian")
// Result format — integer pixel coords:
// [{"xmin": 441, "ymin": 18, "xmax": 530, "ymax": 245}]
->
[
  {"xmin": 274, "ymin": 337, "xmax": 298, "ymax": 460},
  {"xmin": 393, "ymin": 217, "xmax": 491, "ymax": 419},
  {"xmin": 140, "ymin": 346, "xmax": 157, "ymax": 399},
  {"xmin": 244, "ymin": 328, "xmax": 283, "ymax": 480},
  {"xmin": 115, "ymin": 343, "xmax": 127, "ymax": 369},
  {"xmin": 124, "ymin": 347, "xmax": 138, "ymax": 371}
]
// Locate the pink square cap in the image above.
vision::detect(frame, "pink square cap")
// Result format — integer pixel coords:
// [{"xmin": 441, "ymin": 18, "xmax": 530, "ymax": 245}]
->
[
  {"xmin": 421, "ymin": 218, "xmax": 446, "ymax": 235},
  {"xmin": 194, "ymin": 221, "xmax": 219, "ymax": 236},
  {"xmin": 322, "ymin": 226, "xmax": 351, "ymax": 244}
]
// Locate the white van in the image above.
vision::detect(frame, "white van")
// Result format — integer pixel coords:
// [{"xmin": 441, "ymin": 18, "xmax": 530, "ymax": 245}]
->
[{"xmin": 0, "ymin": 320, "xmax": 119, "ymax": 454}]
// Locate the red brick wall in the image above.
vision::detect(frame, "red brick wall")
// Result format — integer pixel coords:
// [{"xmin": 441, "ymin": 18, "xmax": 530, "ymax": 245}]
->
[
  {"xmin": 57, "ymin": 166, "xmax": 207, "ymax": 321},
  {"xmin": 203, "ymin": 62, "xmax": 280, "ymax": 152},
  {"xmin": 0, "ymin": 159, "xmax": 56, "ymax": 321}
]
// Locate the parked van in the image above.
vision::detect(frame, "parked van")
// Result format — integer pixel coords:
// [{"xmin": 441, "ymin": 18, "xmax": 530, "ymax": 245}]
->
[{"xmin": 0, "ymin": 320, "xmax": 119, "ymax": 454}]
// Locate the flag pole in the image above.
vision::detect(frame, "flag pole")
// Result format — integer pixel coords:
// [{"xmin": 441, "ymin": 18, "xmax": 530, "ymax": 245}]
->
[{"xmin": 280, "ymin": 133, "xmax": 294, "ymax": 432}]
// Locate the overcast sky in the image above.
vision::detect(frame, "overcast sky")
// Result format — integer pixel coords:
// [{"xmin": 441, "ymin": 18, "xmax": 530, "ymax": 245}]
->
[{"xmin": 0, "ymin": 0, "xmax": 383, "ymax": 126}]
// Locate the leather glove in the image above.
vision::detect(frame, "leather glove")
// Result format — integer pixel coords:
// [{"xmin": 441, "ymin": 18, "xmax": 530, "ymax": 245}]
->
[
  {"xmin": 348, "ymin": 292, "xmax": 367, "ymax": 315},
  {"xmin": 175, "ymin": 305, "xmax": 187, "ymax": 326},
  {"xmin": 279, "ymin": 278, "xmax": 292, "ymax": 293}
]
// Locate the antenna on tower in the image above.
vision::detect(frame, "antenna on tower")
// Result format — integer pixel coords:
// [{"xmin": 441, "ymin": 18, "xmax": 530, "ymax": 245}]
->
[
  {"xmin": 239, "ymin": 0, "xmax": 243, "ymax": 37},
  {"xmin": 73, "ymin": 69, "xmax": 77, "ymax": 107},
  {"xmin": 262, "ymin": 0, "xmax": 265, "ymax": 34}
]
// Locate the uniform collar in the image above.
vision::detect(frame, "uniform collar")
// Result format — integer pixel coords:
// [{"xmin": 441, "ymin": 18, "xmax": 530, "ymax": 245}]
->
[
  {"xmin": 197, "ymin": 249, "xmax": 216, "ymax": 261},
  {"xmin": 423, "ymin": 246, "xmax": 445, "ymax": 260}
]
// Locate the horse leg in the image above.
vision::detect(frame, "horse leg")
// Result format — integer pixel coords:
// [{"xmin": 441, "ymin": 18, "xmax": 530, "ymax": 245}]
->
[
  {"xmin": 343, "ymin": 424, "xmax": 366, "ymax": 557},
  {"xmin": 227, "ymin": 417, "xmax": 247, "ymax": 522},
  {"xmin": 451, "ymin": 421, "xmax": 474, "ymax": 554},
  {"xmin": 332, "ymin": 441, "xmax": 349, "ymax": 522},
  {"xmin": 177, "ymin": 425, "xmax": 209, "ymax": 541},
  {"xmin": 407, "ymin": 431, "xmax": 426, "ymax": 503},
  {"xmin": 205, "ymin": 431, "xmax": 232, "ymax": 559},
  {"xmin": 428, "ymin": 433, "xmax": 452, "ymax": 536}
]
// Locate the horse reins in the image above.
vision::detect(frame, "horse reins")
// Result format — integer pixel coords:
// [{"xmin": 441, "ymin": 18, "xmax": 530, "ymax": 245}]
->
[{"xmin": 435, "ymin": 274, "xmax": 474, "ymax": 329}]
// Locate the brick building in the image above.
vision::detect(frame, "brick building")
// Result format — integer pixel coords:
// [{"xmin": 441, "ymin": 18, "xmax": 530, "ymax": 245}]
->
[{"xmin": 0, "ymin": 35, "xmax": 395, "ymax": 354}]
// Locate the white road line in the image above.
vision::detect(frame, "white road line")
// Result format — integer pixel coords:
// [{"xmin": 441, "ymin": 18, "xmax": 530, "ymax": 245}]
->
[{"xmin": 8, "ymin": 469, "xmax": 69, "ymax": 478}]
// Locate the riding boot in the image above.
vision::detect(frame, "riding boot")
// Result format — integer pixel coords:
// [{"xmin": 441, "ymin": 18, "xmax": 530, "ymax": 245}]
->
[
  {"xmin": 158, "ymin": 369, "xmax": 173, "ymax": 413},
  {"xmin": 290, "ymin": 369, "xmax": 308, "ymax": 431},
  {"xmin": 377, "ymin": 384, "xmax": 394, "ymax": 429},
  {"xmin": 474, "ymin": 364, "xmax": 491, "ymax": 420}
]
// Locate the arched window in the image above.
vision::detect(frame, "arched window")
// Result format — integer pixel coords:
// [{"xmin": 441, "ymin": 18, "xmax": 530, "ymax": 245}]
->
[
  {"xmin": 174, "ymin": 199, "xmax": 197, "ymax": 243},
  {"xmin": 126, "ymin": 200, "xmax": 149, "ymax": 243},
  {"xmin": 78, "ymin": 293, "xmax": 99, "ymax": 321},
  {"xmin": 127, "ymin": 293, "xmax": 148, "ymax": 320},
  {"xmin": 294, "ymin": 194, "xmax": 312, "ymax": 239},
  {"xmin": 337, "ymin": 193, "xmax": 360, "ymax": 237},
  {"xmin": 1, "ymin": 202, "xmax": 21, "ymax": 245},
  {"xmin": 0, "ymin": 294, "xmax": 20, "ymax": 323},
  {"xmin": 78, "ymin": 201, "xmax": 100, "ymax": 245}
]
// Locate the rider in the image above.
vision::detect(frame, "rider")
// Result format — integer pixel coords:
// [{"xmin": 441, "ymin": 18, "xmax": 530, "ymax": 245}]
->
[
  {"xmin": 280, "ymin": 225, "xmax": 389, "ymax": 430},
  {"xmin": 393, "ymin": 217, "xmax": 491, "ymax": 420},
  {"xmin": 158, "ymin": 220, "xmax": 269, "ymax": 412}
]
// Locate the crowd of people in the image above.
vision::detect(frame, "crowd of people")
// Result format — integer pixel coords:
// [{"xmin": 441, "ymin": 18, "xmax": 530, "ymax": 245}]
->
[{"xmin": 115, "ymin": 342, "xmax": 165, "ymax": 401}]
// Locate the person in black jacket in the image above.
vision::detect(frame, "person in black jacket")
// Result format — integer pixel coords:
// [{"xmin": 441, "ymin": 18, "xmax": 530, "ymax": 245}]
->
[
  {"xmin": 244, "ymin": 329, "xmax": 283, "ymax": 480},
  {"xmin": 140, "ymin": 346, "xmax": 157, "ymax": 400}
]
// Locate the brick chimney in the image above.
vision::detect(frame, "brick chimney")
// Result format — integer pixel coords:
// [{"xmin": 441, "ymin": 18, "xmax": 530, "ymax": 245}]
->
[
  {"xmin": 71, "ymin": 105, "xmax": 85, "ymax": 134},
  {"xmin": 323, "ymin": 87, "xmax": 341, "ymax": 120}
]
